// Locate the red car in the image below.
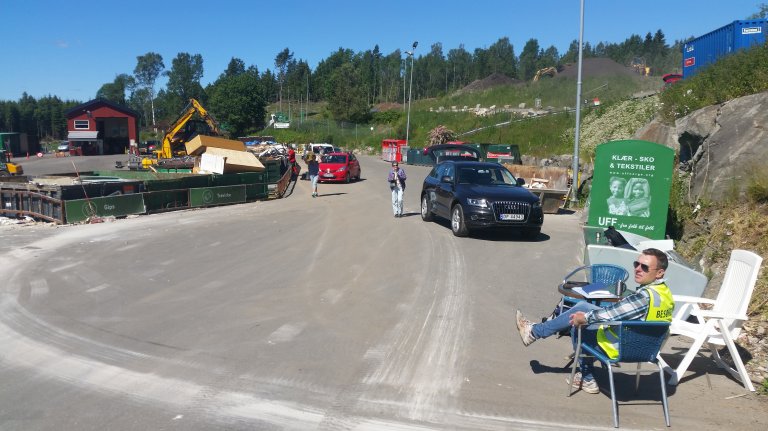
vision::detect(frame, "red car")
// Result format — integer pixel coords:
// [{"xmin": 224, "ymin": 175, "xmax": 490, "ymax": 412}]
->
[{"xmin": 318, "ymin": 152, "xmax": 361, "ymax": 183}]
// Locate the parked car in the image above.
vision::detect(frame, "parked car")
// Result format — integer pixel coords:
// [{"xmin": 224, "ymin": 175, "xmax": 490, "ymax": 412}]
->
[
  {"xmin": 318, "ymin": 152, "xmax": 361, "ymax": 183},
  {"xmin": 57, "ymin": 141, "xmax": 70, "ymax": 152},
  {"xmin": 310, "ymin": 143, "xmax": 334, "ymax": 156},
  {"xmin": 420, "ymin": 160, "xmax": 544, "ymax": 238},
  {"xmin": 139, "ymin": 140, "xmax": 159, "ymax": 155}
]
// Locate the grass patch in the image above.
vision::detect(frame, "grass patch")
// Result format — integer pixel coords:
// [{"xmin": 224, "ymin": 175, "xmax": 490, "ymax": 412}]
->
[
  {"xmin": 746, "ymin": 163, "xmax": 768, "ymax": 204},
  {"xmin": 260, "ymin": 73, "xmax": 653, "ymax": 156},
  {"xmin": 659, "ymin": 43, "xmax": 768, "ymax": 123}
]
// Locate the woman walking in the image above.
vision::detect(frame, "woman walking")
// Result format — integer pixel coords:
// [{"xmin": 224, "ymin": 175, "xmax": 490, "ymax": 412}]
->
[
  {"xmin": 307, "ymin": 152, "xmax": 320, "ymax": 197},
  {"xmin": 388, "ymin": 161, "xmax": 407, "ymax": 217}
]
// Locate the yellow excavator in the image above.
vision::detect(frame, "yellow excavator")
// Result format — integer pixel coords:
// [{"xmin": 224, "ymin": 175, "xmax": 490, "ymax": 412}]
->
[
  {"xmin": 0, "ymin": 153, "xmax": 23, "ymax": 176},
  {"xmin": 533, "ymin": 66, "xmax": 558, "ymax": 82},
  {"xmin": 0, "ymin": 135, "xmax": 23, "ymax": 176},
  {"xmin": 139, "ymin": 98, "xmax": 222, "ymax": 169}
]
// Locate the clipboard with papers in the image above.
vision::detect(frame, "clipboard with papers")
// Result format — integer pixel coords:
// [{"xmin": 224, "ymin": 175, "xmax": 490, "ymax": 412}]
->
[{"xmin": 570, "ymin": 283, "xmax": 619, "ymax": 299}]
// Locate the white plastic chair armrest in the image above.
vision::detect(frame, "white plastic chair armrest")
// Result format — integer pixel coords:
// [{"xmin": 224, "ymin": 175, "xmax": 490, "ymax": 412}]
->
[
  {"xmin": 689, "ymin": 309, "xmax": 749, "ymax": 321},
  {"xmin": 672, "ymin": 295, "xmax": 715, "ymax": 305}
]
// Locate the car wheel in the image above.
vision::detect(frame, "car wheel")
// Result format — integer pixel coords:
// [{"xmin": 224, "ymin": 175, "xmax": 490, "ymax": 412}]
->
[
  {"xmin": 421, "ymin": 194, "xmax": 434, "ymax": 221},
  {"xmin": 345, "ymin": 172, "xmax": 350, "ymax": 183},
  {"xmin": 451, "ymin": 204, "xmax": 469, "ymax": 237},
  {"xmin": 522, "ymin": 228, "xmax": 541, "ymax": 240},
  {"xmin": 356, "ymin": 170, "xmax": 361, "ymax": 181}
]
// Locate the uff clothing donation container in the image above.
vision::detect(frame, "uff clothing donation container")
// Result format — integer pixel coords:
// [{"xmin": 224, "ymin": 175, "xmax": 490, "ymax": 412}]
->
[
  {"xmin": 683, "ymin": 19, "xmax": 768, "ymax": 78},
  {"xmin": 381, "ymin": 139, "xmax": 407, "ymax": 163}
]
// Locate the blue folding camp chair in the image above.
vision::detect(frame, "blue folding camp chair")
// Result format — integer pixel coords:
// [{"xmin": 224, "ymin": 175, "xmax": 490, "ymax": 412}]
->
[{"xmin": 569, "ymin": 321, "xmax": 672, "ymax": 428}]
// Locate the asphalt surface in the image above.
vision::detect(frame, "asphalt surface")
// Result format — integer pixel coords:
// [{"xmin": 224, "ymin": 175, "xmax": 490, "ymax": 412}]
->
[{"xmin": 0, "ymin": 154, "xmax": 766, "ymax": 430}]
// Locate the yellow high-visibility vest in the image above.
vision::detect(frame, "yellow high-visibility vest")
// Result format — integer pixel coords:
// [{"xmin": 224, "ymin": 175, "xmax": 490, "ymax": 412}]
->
[{"xmin": 597, "ymin": 282, "xmax": 673, "ymax": 359}]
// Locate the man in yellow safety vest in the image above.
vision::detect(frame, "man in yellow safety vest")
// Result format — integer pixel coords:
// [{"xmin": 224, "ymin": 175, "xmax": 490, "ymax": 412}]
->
[{"xmin": 516, "ymin": 248, "xmax": 674, "ymax": 394}]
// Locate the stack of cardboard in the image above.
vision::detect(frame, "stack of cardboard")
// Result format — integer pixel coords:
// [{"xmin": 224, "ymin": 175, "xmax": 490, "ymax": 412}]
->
[{"xmin": 186, "ymin": 135, "xmax": 265, "ymax": 173}]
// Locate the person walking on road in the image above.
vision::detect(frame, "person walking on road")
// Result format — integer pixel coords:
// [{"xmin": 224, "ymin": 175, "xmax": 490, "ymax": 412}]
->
[
  {"xmin": 307, "ymin": 152, "xmax": 320, "ymax": 197},
  {"xmin": 287, "ymin": 148, "xmax": 301, "ymax": 180},
  {"xmin": 388, "ymin": 161, "xmax": 407, "ymax": 217}
]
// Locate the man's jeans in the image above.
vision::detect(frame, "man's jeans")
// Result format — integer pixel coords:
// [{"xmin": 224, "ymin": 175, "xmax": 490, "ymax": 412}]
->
[
  {"xmin": 391, "ymin": 187, "xmax": 403, "ymax": 215},
  {"xmin": 531, "ymin": 301, "xmax": 602, "ymax": 381}
]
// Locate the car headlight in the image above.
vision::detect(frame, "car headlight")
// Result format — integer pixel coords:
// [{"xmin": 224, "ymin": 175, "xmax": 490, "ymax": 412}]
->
[
  {"xmin": 467, "ymin": 198, "xmax": 488, "ymax": 208},
  {"xmin": 337, "ymin": 166, "xmax": 347, "ymax": 172},
  {"xmin": 532, "ymin": 200, "xmax": 542, "ymax": 208}
]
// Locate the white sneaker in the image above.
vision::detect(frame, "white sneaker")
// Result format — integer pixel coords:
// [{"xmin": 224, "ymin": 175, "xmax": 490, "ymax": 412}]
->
[
  {"xmin": 516, "ymin": 310, "xmax": 536, "ymax": 346},
  {"xmin": 567, "ymin": 372, "xmax": 600, "ymax": 394}
]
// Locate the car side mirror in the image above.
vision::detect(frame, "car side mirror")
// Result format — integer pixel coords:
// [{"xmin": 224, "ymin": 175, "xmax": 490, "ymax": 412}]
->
[
  {"xmin": 441, "ymin": 176, "xmax": 453, "ymax": 183},
  {"xmin": 516, "ymin": 178, "xmax": 526, "ymax": 186}
]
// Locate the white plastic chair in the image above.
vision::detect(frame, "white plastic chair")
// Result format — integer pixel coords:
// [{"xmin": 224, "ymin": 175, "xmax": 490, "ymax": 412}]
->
[{"xmin": 659, "ymin": 249, "xmax": 763, "ymax": 391}]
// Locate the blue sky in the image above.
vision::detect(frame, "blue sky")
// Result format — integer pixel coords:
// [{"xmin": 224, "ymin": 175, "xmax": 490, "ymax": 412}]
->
[{"xmin": 0, "ymin": 0, "xmax": 762, "ymax": 101}]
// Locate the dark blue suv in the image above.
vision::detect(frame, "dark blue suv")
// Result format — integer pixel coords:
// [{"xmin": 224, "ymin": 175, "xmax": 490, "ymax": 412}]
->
[{"xmin": 420, "ymin": 160, "xmax": 544, "ymax": 238}]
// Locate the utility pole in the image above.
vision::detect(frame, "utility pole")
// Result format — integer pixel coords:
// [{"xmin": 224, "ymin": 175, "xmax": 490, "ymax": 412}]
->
[
  {"xmin": 405, "ymin": 41, "xmax": 418, "ymax": 145},
  {"xmin": 571, "ymin": 0, "xmax": 585, "ymax": 205}
]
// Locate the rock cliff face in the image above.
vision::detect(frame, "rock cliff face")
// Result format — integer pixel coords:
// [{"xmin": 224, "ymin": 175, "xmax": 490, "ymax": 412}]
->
[
  {"xmin": 637, "ymin": 91, "xmax": 768, "ymax": 202},
  {"xmin": 634, "ymin": 94, "xmax": 767, "ymax": 386}
]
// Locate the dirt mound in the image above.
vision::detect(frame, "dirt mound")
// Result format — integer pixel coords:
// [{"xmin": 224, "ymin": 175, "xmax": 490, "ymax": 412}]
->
[
  {"xmin": 374, "ymin": 102, "xmax": 402, "ymax": 112},
  {"xmin": 456, "ymin": 59, "xmax": 637, "ymax": 92},
  {"xmin": 557, "ymin": 57, "xmax": 637, "ymax": 79},
  {"xmin": 458, "ymin": 73, "xmax": 522, "ymax": 93}
]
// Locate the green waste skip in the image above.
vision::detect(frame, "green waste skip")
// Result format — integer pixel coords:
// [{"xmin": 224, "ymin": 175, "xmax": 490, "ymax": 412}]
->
[
  {"xmin": 64, "ymin": 194, "xmax": 146, "ymax": 223},
  {"xmin": 189, "ymin": 185, "xmax": 246, "ymax": 207}
]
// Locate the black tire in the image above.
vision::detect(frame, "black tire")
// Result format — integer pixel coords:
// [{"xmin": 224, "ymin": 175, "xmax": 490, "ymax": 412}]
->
[
  {"xmin": 345, "ymin": 172, "xmax": 350, "ymax": 184},
  {"xmin": 522, "ymin": 228, "xmax": 541, "ymax": 240},
  {"xmin": 356, "ymin": 170, "xmax": 361, "ymax": 181},
  {"xmin": 451, "ymin": 204, "xmax": 469, "ymax": 237},
  {"xmin": 421, "ymin": 194, "xmax": 434, "ymax": 221}
]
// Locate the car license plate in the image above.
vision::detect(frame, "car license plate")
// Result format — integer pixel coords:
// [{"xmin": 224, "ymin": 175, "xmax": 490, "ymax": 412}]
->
[
  {"xmin": 323, "ymin": 173, "xmax": 334, "ymax": 178},
  {"xmin": 500, "ymin": 213, "xmax": 524, "ymax": 221}
]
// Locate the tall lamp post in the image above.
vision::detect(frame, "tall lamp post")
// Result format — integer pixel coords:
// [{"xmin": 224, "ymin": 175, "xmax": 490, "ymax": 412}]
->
[
  {"xmin": 571, "ymin": 0, "xmax": 585, "ymax": 204},
  {"xmin": 405, "ymin": 41, "xmax": 418, "ymax": 146}
]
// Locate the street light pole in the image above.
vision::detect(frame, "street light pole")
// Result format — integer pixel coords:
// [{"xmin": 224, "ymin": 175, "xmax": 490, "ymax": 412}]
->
[
  {"xmin": 402, "ymin": 58, "xmax": 407, "ymax": 111},
  {"xmin": 571, "ymin": 0, "xmax": 585, "ymax": 205},
  {"xmin": 405, "ymin": 41, "xmax": 418, "ymax": 146}
]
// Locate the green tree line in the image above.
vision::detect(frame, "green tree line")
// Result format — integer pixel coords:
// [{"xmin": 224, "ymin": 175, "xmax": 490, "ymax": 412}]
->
[{"xmin": 1, "ymin": 30, "xmax": 684, "ymax": 141}]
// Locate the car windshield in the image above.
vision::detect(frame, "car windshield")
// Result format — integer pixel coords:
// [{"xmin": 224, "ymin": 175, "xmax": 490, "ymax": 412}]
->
[
  {"xmin": 323, "ymin": 155, "xmax": 347, "ymax": 164},
  {"xmin": 457, "ymin": 166, "xmax": 517, "ymax": 185}
]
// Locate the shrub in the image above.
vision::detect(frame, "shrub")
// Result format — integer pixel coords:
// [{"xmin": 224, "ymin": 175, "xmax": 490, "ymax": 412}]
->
[
  {"xmin": 372, "ymin": 110, "xmax": 403, "ymax": 125},
  {"xmin": 746, "ymin": 164, "xmax": 768, "ymax": 204},
  {"xmin": 427, "ymin": 125, "xmax": 456, "ymax": 146}
]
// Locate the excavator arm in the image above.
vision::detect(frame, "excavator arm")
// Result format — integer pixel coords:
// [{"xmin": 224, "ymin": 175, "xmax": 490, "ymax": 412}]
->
[
  {"xmin": 157, "ymin": 98, "xmax": 222, "ymax": 159},
  {"xmin": 533, "ymin": 66, "xmax": 558, "ymax": 82},
  {"xmin": 190, "ymin": 99, "xmax": 222, "ymax": 137}
]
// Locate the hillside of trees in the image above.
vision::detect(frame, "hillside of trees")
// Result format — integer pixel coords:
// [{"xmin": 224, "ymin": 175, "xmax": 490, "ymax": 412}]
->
[{"xmin": 0, "ymin": 29, "xmax": 706, "ymax": 145}]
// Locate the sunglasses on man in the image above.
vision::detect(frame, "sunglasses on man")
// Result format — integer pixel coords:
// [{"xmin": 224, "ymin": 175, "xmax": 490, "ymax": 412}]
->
[{"xmin": 633, "ymin": 261, "xmax": 658, "ymax": 272}]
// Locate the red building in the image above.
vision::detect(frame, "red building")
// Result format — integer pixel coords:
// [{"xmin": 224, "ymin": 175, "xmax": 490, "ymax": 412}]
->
[{"xmin": 65, "ymin": 98, "xmax": 140, "ymax": 155}]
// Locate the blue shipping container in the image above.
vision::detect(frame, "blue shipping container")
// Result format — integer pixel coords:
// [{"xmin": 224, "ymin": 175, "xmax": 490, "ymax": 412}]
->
[{"xmin": 682, "ymin": 19, "xmax": 767, "ymax": 78}]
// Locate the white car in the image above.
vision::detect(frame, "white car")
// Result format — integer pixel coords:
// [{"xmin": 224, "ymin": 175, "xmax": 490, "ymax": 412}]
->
[{"xmin": 309, "ymin": 143, "xmax": 334, "ymax": 155}]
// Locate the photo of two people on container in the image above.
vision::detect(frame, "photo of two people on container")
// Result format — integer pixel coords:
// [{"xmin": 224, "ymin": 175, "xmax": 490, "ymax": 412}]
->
[{"xmin": 606, "ymin": 176, "xmax": 651, "ymax": 217}]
